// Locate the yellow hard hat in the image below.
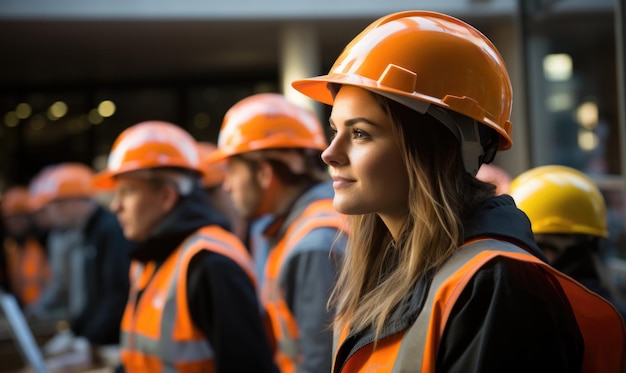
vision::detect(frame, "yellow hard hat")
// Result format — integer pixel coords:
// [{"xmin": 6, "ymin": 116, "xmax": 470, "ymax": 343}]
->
[{"xmin": 510, "ymin": 165, "xmax": 608, "ymax": 237}]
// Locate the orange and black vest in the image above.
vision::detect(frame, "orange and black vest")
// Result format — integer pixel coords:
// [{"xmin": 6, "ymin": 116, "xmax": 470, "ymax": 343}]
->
[
  {"xmin": 263, "ymin": 199, "xmax": 347, "ymax": 373},
  {"xmin": 335, "ymin": 239, "xmax": 626, "ymax": 373},
  {"xmin": 3, "ymin": 236, "xmax": 50, "ymax": 306},
  {"xmin": 119, "ymin": 225, "xmax": 257, "ymax": 373}
]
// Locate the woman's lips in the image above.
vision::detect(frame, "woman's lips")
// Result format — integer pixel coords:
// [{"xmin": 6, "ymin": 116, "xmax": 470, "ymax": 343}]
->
[{"xmin": 331, "ymin": 176, "xmax": 355, "ymax": 189}]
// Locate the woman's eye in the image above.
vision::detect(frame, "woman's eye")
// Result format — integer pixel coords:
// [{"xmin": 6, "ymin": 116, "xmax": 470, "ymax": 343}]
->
[{"xmin": 352, "ymin": 129, "xmax": 368, "ymax": 139}]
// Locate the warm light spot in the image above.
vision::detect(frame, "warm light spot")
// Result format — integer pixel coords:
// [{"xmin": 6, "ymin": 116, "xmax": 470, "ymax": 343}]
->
[
  {"xmin": 15, "ymin": 103, "xmax": 32, "ymax": 119},
  {"xmin": 48, "ymin": 101, "xmax": 68, "ymax": 119},
  {"xmin": 576, "ymin": 101, "xmax": 598, "ymax": 129},
  {"xmin": 98, "ymin": 100, "xmax": 116, "ymax": 117},
  {"xmin": 4, "ymin": 111, "xmax": 19, "ymax": 127},
  {"xmin": 543, "ymin": 54, "xmax": 572, "ymax": 81},
  {"xmin": 578, "ymin": 129, "xmax": 598, "ymax": 151},
  {"xmin": 88, "ymin": 109, "xmax": 103, "ymax": 124}
]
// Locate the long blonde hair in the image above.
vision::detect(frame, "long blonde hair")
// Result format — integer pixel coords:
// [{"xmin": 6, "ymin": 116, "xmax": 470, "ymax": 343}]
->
[{"xmin": 329, "ymin": 93, "xmax": 496, "ymax": 340}]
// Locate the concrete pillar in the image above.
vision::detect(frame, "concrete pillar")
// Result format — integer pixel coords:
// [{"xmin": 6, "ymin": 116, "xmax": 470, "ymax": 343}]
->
[
  {"xmin": 279, "ymin": 22, "xmax": 323, "ymax": 119},
  {"xmin": 485, "ymin": 18, "xmax": 531, "ymax": 179}
]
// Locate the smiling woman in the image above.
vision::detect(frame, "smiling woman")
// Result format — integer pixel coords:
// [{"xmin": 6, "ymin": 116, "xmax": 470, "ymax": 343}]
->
[{"xmin": 292, "ymin": 10, "xmax": 625, "ymax": 373}]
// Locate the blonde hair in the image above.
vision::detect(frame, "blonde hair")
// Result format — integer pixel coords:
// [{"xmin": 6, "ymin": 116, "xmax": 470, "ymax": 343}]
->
[{"xmin": 329, "ymin": 93, "xmax": 495, "ymax": 340}]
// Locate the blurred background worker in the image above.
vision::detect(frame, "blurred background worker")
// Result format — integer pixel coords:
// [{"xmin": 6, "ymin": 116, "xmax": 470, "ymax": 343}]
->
[
  {"xmin": 93, "ymin": 121, "xmax": 277, "ymax": 373},
  {"xmin": 26, "ymin": 162, "xmax": 132, "ymax": 361},
  {"xmin": 26, "ymin": 164, "xmax": 77, "ymax": 322},
  {"xmin": 476, "ymin": 163, "xmax": 512, "ymax": 196},
  {"xmin": 0, "ymin": 186, "xmax": 50, "ymax": 308},
  {"xmin": 207, "ymin": 93, "xmax": 347, "ymax": 373},
  {"xmin": 197, "ymin": 141, "xmax": 248, "ymax": 242},
  {"xmin": 510, "ymin": 165, "xmax": 626, "ymax": 318}
]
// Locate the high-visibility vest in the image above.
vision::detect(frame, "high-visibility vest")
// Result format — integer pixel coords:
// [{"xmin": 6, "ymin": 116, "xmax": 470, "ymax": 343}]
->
[
  {"xmin": 335, "ymin": 239, "xmax": 626, "ymax": 373},
  {"xmin": 263, "ymin": 199, "xmax": 347, "ymax": 373},
  {"xmin": 3, "ymin": 236, "xmax": 50, "ymax": 306},
  {"xmin": 119, "ymin": 225, "xmax": 257, "ymax": 373}
]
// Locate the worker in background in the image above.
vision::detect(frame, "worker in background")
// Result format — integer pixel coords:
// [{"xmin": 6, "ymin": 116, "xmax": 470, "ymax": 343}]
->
[
  {"xmin": 291, "ymin": 10, "xmax": 624, "ymax": 372},
  {"xmin": 27, "ymin": 162, "xmax": 132, "ymax": 359},
  {"xmin": 510, "ymin": 164, "xmax": 626, "ymax": 318},
  {"xmin": 0, "ymin": 186, "xmax": 50, "ymax": 307},
  {"xmin": 207, "ymin": 93, "xmax": 347, "ymax": 373},
  {"xmin": 26, "ymin": 164, "xmax": 77, "ymax": 322},
  {"xmin": 197, "ymin": 141, "xmax": 248, "ymax": 242},
  {"xmin": 93, "ymin": 120, "xmax": 277, "ymax": 373}
]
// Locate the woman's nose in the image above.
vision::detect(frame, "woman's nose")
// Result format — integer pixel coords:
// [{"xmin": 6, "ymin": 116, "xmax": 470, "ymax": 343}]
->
[{"xmin": 322, "ymin": 138, "xmax": 344, "ymax": 167}]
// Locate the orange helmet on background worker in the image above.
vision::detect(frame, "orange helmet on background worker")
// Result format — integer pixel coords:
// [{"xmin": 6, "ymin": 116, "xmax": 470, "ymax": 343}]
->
[
  {"xmin": 28, "ymin": 163, "xmax": 94, "ymax": 211},
  {"xmin": 1, "ymin": 187, "xmax": 32, "ymax": 218},
  {"xmin": 208, "ymin": 93, "xmax": 328, "ymax": 163},
  {"xmin": 93, "ymin": 120, "xmax": 203, "ymax": 191}
]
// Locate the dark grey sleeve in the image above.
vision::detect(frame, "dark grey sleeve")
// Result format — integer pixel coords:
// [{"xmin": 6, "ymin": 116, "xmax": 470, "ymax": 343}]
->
[{"xmin": 281, "ymin": 227, "xmax": 345, "ymax": 373}]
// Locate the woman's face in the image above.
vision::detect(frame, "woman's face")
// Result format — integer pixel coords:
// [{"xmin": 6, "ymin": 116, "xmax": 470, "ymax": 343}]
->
[{"xmin": 322, "ymin": 86, "xmax": 410, "ymax": 229}]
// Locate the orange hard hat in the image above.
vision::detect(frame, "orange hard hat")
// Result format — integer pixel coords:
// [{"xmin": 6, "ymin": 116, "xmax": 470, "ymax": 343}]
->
[
  {"xmin": 197, "ymin": 142, "xmax": 226, "ymax": 189},
  {"xmin": 208, "ymin": 93, "xmax": 328, "ymax": 162},
  {"xmin": 28, "ymin": 163, "xmax": 94, "ymax": 208},
  {"xmin": 1, "ymin": 186, "xmax": 32, "ymax": 217},
  {"xmin": 292, "ymin": 11, "xmax": 513, "ymax": 150},
  {"xmin": 93, "ymin": 121, "xmax": 202, "ymax": 189}
]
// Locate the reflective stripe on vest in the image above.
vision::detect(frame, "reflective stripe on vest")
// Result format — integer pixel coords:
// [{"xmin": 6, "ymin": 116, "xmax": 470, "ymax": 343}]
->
[
  {"xmin": 120, "ymin": 225, "xmax": 256, "ymax": 373},
  {"xmin": 336, "ymin": 239, "xmax": 626, "ymax": 373},
  {"xmin": 263, "ymin": 199, "xmax": 347, "ymax": 373}
]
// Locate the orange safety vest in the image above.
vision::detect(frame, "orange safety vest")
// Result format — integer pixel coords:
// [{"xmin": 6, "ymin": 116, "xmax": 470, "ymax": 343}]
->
[
  {"xmin": 3, "ymin": 236, "xmax": 50, "ymax": 306},
  {"xmin": 119, "ymin": 225, "xmax": 257, "ymax": 373},
  {"xmin": 262, "ymin": 199, "xmax": 347, "ymax": 373},
  {"xmin": 336, "ymin": 239, "xmax": 626, "ymax": 373}
]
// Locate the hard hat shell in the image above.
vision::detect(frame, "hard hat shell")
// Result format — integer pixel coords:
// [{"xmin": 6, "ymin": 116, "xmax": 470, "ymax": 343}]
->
[
  {"xmin": 197, "ymin": 142, "xmax": 226, "ymax": 189},
  {"xmin": 291, "ymin": 10, "xmax": 513, "ymax": 150},
  {"xmin": 510, "ymin": 165, "xmax": 608, "ymax": 238},
  {"xmin": 93, "ymin": 121, "xmax": 202, "ymax": 189},
  {"xmin": 29, "ymin": 163, "xmax": 95, "ymax": 209},
  {"xmin": 1, "ymin": 186, "xmax": 32, "ymax": 217},
  {"xmin": 208, "ymin": 93, "xmax": 328, "ymax": 163}
]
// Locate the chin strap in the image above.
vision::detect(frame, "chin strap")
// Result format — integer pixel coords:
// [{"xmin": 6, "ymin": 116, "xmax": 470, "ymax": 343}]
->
[
  {"xmin": 426, "ymin": 106, "xmax": 485, "ymax": 176},
  {"xmin": 369, "ymin": 90, "xmax": 497, "ymax": 176}
]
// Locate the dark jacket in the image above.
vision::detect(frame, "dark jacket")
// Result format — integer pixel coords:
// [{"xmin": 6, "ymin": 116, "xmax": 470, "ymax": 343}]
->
[
  {"xmin": 71, "ymin": 204, "xmax": 132, "ymax": 345},
  {"xmin": 129, "ymin": 186, "xmax": 278, "ymax": 373},
  {"xmin": 552, "ymin": 240, "xmax": 626, "ymax": 319},
  {"xmin": 335, "ymin": 195, "xmax": 584, "ymax": 373}
]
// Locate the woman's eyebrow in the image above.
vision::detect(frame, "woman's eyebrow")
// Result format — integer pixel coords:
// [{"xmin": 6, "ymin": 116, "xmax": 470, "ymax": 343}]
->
[{"xmin": 329, "ymin": 117, "xmax": 379, "ymax": 128}]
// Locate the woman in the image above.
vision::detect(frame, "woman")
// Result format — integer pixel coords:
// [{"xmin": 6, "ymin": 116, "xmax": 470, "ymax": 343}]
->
[{"xmin": 292, "ymin": 10, "xmax": 625, "ymax": 373}]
